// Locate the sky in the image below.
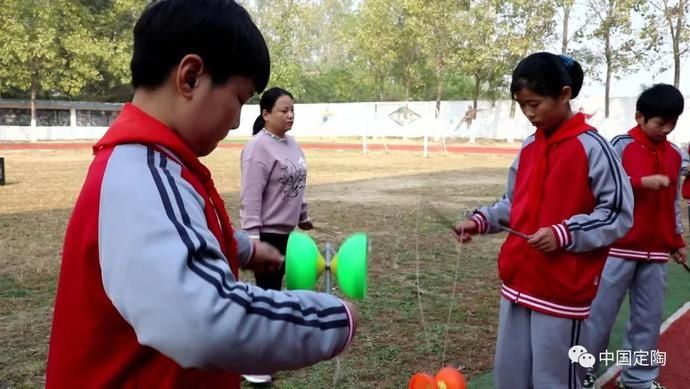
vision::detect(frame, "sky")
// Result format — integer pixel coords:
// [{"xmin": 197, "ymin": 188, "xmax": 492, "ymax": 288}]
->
[
  {"xmin": 576, "ymin": 60, "xmax": 689, "ymax": 99},
  {"xmin": 548, "ymin": 1, "xmax": 690, "ymax": 98}
]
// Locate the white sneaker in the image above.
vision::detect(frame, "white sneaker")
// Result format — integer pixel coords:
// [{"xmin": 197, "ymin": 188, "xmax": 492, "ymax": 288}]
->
[
  {"xmin": 583, "ymin": 372, "xmax": 596, "ymax": 388},
  {"xmin": 242, "ymin": 374, "xmax": 272, "ymax": 384},
  {"xmin": 615, "ymin": 379, "xmax": 666, "ymax": 389}
]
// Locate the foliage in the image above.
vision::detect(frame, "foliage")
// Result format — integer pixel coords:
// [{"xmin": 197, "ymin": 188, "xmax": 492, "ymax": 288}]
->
[{"xmin": 0, "ymin": 0, "xmax": 652, "ymax": 104}]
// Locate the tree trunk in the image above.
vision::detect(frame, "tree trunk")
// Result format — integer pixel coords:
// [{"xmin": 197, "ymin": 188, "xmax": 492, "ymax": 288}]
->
[
  {"xmin": 378, "ymin": 74, "xmax": 385, "ymax": 101},
  {"xmin": 605, "ymin": 34, "xmax": 611, "ymax": 119},
  {"xmin": 30, "ymin": 82, "xmax": 37, "ymax": 128},
  {"xmin": 435, "ymin": 67, "xmax": 443, "ymax": 118},
  {"xmin": 673, "ymin": 0, "xmax": 685, "ymax": 88},
  {"xmin": 562, "ymin": 3, "xmax": 571, "ymax": 53},
  {"xmin": 673, "ymin": 37, "xmax": 681, "ymax": 88},
  {"xmin": 674, "ymin": 52, "xmax": 680, "ymax": 89},
  {"xmin": 605, "ymin": 67, "xmax": 611, "ymax": 119},
  {"xmin": 473, "ymin": 75, "xmax": 481, "ymax": 111}
]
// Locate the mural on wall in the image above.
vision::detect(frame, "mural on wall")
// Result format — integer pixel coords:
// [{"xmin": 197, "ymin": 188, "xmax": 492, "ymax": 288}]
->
[{"xmin": 388, "ymin": 106, "xmax": 421, "ymax": 127}]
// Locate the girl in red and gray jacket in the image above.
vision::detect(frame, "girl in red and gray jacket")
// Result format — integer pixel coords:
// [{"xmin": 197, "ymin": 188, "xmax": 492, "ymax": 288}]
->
[{"xmin": 455, "ymin": 52, "xmax": 634, "ymax": 389}]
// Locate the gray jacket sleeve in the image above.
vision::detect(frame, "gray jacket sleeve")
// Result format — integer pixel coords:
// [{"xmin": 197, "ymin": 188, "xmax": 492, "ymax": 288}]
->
[
  {"xmin": 561, "ymin": 132, "xmax": 634, "ymax": 252},
  {"xmin": 470, "ymin": 137, "xmax": 530, "ymax": 234},
  {"xmin": 681, "ymin": 143, "xmax": 690, "ymax": 177},
  {"xmin": 98, "ymin": 145, "xmax": 353, "ymax": 374},
  {"xmin": 610, "ymin": 134, "xmax": 633, "ymax": 156},
  {"xmin": 671, "ymin": 143, "xmax": 685, "ymax": 234},
  {"xmin": 234, "ymin": 230, "xmax": 255, "ymax": 267}
]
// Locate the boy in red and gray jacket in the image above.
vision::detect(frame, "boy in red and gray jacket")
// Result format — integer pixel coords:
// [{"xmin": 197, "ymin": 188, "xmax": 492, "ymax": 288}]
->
[
  {"xmin": 585, "ymin": 84, "xmax": 686, "ymax": 389},
  {"xmin": 46, "ymin": 1, "xmax": 356, "ymax": 388}
]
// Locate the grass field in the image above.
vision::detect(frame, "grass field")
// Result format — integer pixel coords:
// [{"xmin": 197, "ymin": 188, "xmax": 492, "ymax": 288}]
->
[{"xmin": 0, "ymin": 145, "xmax": 687, "ymax": 388}]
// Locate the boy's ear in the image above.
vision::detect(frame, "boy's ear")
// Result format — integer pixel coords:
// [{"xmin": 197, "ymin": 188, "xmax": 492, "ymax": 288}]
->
[
  {"xmin": 634, "ymin": 111, "xmax": 645, "ymax": 125},
  {"xmin": 176, "ymin": 54, "xmax": 205, "ymax": 97},
  {"xmin": 560, "ymin": 86, "xmax": 572, "ymax": 103}
]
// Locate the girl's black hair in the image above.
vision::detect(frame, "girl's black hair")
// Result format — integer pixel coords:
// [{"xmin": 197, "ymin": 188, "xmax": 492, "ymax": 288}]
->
[
  {"xmin": 510, "ymin": 52, "xmax": 584, "ymax": 99},
  {"xmin": 252, "ymin": 87, "xmax": 294, "ymax": 135}
]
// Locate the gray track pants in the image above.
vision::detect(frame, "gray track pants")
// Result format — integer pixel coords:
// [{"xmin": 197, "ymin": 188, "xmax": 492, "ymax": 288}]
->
[
  {"xmin": 586, "ymin": 256, "xmax": 667, "ymax": 389},
  {"xmin": 495, "ymin": 297, "xmax": 588, "ymax": 389}
]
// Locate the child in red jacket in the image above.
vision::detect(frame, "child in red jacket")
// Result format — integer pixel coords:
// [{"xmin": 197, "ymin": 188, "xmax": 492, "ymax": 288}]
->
[
  {"xmin": 46, "ymin": 1, "xmax": 357, "ymax": 387},
  {"xmin": 454, "ymin": 52, "xmax": 634, "ymax": 388},
  {"xmin": 584, "ymin": 84, "xmax": 686, "ymax": 389}
]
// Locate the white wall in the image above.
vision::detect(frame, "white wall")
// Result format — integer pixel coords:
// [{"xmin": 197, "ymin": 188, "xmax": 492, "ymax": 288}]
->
[
  {"xmin": 232, "ymin": 96, "xmax": 690, "ymax": 144},
  {"xmin": 3, "ymin": 96, "xmax": 690, "ymax": 144},
  {"xmin": 0, "ymin": 126, "xmax": 108, "ymax": 142}
]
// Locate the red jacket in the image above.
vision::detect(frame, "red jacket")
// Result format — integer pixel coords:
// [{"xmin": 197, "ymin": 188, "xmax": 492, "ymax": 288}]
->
[
  {"xmin": 472, "ymin": 114, "xmax": 634, "ymax": 319},
  {"xmin": 46, "ymin": 105, "xmax": 352, "ymax": 388},
  {"xmin": 46, "ymin": 105, "xmax": 240, "ymax": 388},
  {"xmin": 609, "ymin": 127, "xmax": 685, "ymax": 261}
]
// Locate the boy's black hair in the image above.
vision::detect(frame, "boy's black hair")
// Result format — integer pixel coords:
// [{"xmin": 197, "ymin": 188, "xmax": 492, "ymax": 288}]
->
[
  {"xmin": 510, "ymin": 52, "xmax": 584, "ymax": 99},
  {"xmin": 636, "ymin": 84, "xmax": 684, "ymax": 121},
  {"xmin": 253, "ymin": 87, "xmax": 293, "ymax": 135},
  {"xmin": 131, "ymin": 0, "xmax": 270, "ymax": 93}
]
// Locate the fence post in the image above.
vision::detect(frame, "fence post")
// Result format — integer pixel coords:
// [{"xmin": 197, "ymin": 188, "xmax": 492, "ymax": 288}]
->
[{"xmin": 0, "ymin": 157, "xmax": 5, "ymax": 186}]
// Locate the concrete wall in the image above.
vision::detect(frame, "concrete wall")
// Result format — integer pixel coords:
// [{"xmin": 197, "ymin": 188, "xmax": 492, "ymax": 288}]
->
[{"xmin": 2, "ymin": 96, "xmax": 690, "ymax": 144}]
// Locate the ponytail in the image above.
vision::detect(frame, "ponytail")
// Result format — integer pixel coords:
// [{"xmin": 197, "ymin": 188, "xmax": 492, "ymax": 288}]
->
[
  {"xmin": 558, "ymin": 54, "xmax": 584, "ymax": 98},
  {"xmin": 252, "ymin": 115, "xmax": 264, "ymax": 135}
]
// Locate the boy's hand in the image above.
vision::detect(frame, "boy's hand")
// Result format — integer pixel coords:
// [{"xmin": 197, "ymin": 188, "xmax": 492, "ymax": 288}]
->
[
  {"xmin": 528, "ymin": 227, "xmax": 559, "ymax": 253},
  {"xmin": 641, "ymin": 174, "xmax": 671, "ymax": 190},
  {"xmin": 298, "ymin": 220, "xmax": 314, "ymax": 230},
  {"xmin": 344, "ymin": 301, "xmax": 358, "ymax": 340},
  {"xmin": 671, "ymin": 247, "xmax": 688, "ymax": 264},
  {"xmin": 453, "ymin": 220, "xmax": 478, "ymax": 243},
  {"xmin": 245, "ymin": 241, "xmax": 284, "ymax": 272}
]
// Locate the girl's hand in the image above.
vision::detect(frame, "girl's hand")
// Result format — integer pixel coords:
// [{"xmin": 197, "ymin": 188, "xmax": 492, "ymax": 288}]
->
[{"xmin": 528, "ymin": 227, "xmax": 559, "ymax": 253}]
